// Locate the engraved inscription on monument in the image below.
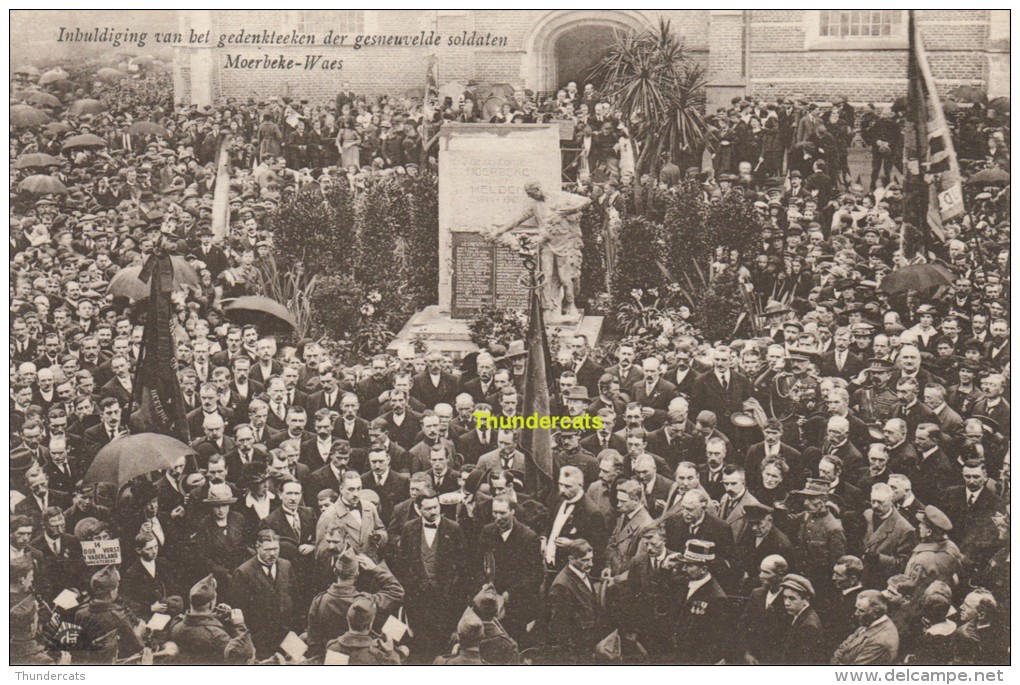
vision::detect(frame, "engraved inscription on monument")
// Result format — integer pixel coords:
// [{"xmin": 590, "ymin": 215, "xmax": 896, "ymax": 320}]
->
[
  {"xmin": 450, "ymin": 232, "xmax": 530, "ymax": 318},
  {"xmin": 438, "ymin": 124, "xmax": 562, "ymax": 315}
]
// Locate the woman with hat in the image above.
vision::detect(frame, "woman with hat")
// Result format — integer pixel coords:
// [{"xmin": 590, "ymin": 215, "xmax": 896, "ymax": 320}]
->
[{"xmin": 195, "ymin": 483, "xmax": 248, "ymax": 592}]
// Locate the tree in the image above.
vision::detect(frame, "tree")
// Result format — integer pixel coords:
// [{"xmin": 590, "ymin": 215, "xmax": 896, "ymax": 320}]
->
[{"xmin": 590, "ymin": 19, "xmax": 713, "ymax": 172}]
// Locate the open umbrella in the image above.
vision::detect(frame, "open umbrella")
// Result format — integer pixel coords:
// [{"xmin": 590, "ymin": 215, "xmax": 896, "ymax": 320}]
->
[
  {"xmin": 39, "ymin": 68, "xmax": 69, "ymax": 85},
  {"xmin": 949, "ymin": 85, "xmax": 987, "ymax": 104},
  {"xmin": 988, "ymin": 96, "xmax": 1010, "ymax": 113},
  {"xmin": 966, "ymin": 167, "xmax": 1010, "ymax": 186},
  {"xmin": 107, "ymin": 256, "xmax": 200, "ymax": 300},
  {"xmin": 45, "ymin": 78, "xmax": 75, "ymax": 93},
  {"xmin": 878, "ymin": 263, "xmax": 955, "ymax": 294},
  {"xmin": 14, "ymin": 153, "xmax": 64, "ymax": 169},
  {"xmin": 61, "ymin": 133, "xmax": 108, "ymax": 151},
  {"xmin": 20, "ymin": 90, "xmax": 62, "ymax": 108},
  {"xmin": 68, "ymin": 98, "xmax": 107, "ymax": 116},
  {"xmin": 10, "ymin": 104, "xmax": 51, "ymax": 128},
  {"xmin": 19, "ymin": 174, "xmax": 68, "ymax": 194},
  {"xmin": 84, "ymin": 433, "xmax": 195, "ymax": 487},
  {"xmin": 14, "ymin": 65, "xmax": 41, "ymax": 77},
  {"xmin": 223, "ymin": 295, "xmax": 298, "ymax": 332},
  {"xmin": 128, "ymin": 121, "xmax": 170, "ymax": 137},
  {"xmin": 96, "ymin": 67, "xmax": 126, "ymax": 81},
  {"xmin": 44, "ymin": 121, "xmax": 74, "ymax": 136}
]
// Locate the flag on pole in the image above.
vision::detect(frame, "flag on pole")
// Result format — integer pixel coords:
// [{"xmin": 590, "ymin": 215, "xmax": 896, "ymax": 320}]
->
[
  {"xmin": 903, "ymin": 10, "xmax": 965, "ymax": 249},
  {"xmin": 130, "ymin": 247, "xmax": 191, "ymax": 443},
  {"xmin": 520, "ymin": 285, "xmax": 555, "ymax": 497}
]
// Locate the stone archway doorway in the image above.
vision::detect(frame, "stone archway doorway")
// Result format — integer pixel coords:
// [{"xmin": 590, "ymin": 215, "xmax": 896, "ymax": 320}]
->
[
  {"xmin": 553, "ymin": 25, "xmax": 617, "ymax": 94},
  {"xmin": 523, "ymin": 10, "xmax": 650, "ymax": 96}
]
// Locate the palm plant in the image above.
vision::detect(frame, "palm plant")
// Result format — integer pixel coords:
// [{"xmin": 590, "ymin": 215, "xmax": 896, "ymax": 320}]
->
[{"xmin": 590, "ymin": 19, "xmax": 713, "ymax": 172}]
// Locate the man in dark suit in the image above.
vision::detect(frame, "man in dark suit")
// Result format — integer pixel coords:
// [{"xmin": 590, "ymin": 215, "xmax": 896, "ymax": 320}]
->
[
  {"xmin": 99, "ymin": 354, "xmax": 134, "ymax": 407},
  {"xmin": 196, "ymin": 228, "xmax": 229, "ymax": 278},
  {"xmin": 393, "ymin": 489, "xmax": 469, "ymax": 662},
  {"xmin": 818, "ymin": 327, "xmax": 866, "ymax": 380},
  {"xmin": 455, "ymin": 408, "xmax": 498, "ymax": 465},
  {"xmin": 690, "ymin": 346, "xmax": 752, "ymax": 439},
  {"xmin": 228, "ymin": 529, "xmax": 296, "ymax": 658},
  {"xmin": 630, "ymin": 357, "xmax": 678, "ymax": 430},
  {"xmin": 662, "ymin": 489, "xmax": 735, "ymax": 585},
  {"xmin": 734, "ymin": 503, "xmax": 795, "ymax": 588},
  {"xmin": 744, "ymin": 418, "xmax": 806, "ymax": 493},
  {"xmin": 224, "ymin": 424, "xmax": 269, "ymax": 484},
  {"xmin": 304, "ymin": 365, "xmax": 342, "ymax": 417},
  {"xmin": 186, "ymin": 384, "xmax": 236, "ymax": 441},
  {"xmin": 892, "ymin": 376, "xmax": 939, "ymax": 437},
  {"xmin": 332, "ymin": 392, "xmax": 371, "ymax": 448},
  {"xmin": 42, "ymin": 437, "xmax": 80, "ymax": 496},
  {"xmin": 604, "ymin": 342, "xmax": 644, "ymax": 391},
  {"xmin": 547, "ymin": 539, "xmax": 601, "ymax": 660},
  {"xmin": 736, "ymin": 553, "xmax": 790, "ymax": 664},
  {"xmin": 824, "ymin": 555, "xmax": 865, "ymax": 650},
  {"xmin": 543, "ymin": 466, "xmax": 608, "ymax": 573},
  {"xmin": 120, "ymin": 531, "xmax": 176, "ymax": 622},
  {"xmin": 228, "ymin": 356, "xmax": 262, "ymax": 418},
  {"xmin": 353, "ymin": 418, "xmax": 411, "ymax": 475},
  {"xmin": 571, "ymin": 335, "xmax": 604, "ymax": 397},
  {"xmin": 478, "ymin": 495, "xmax": 544, "ymax": 639},
  {"xmin": 942, "ymin": 460, "xmax": 1003, "ymax": 568},
  {"xmin": 375, "ymin": 389, "xmax": 421, "ymax": 451},
  {"xmin": 411, "ymin": 352, "xmax": 459, "ymax": 409},
  {"xmin": 460, "ymin": 352, "xmax": 498, "ymax": 404},
  {"xmin": 84, "ymin": 397, "xmax": 128, "ymax": 455},
  {"xmin": 299, "ymin": 409, "xmax": 338, "ymax": 471},
  {"xmin": 911, "ymin": 423, "xmax": 956, "ymax": 508},
  {"xmin": 580, "ymin": 407, "xmax": 627, "ymax": 455},
  {"xmin": 301, "ymin": 441, "xmax": 351, "ymax": 507},
  {"xmin": 29, "ymin": 506, "xmax": 82, "ymax": 601},
  {"xmin": 360, "ymin": 448, "xmax": 410, "ymax": 523},
  {"xmin": 15, "ymin": 471, "xmax": 72, "ymax": 525},
  {"xmin": 249, "ymin": 340, "xmax": 283, "ymax": 387},
  {"xmin": 258, "ymin": 480, "xmax": 317, "ymax": 611}
]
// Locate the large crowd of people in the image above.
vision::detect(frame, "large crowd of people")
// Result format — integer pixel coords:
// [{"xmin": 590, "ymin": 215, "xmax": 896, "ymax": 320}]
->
[{"xmin": 9, "ymin": 62, "xmax": 1011, "ymax": 667}]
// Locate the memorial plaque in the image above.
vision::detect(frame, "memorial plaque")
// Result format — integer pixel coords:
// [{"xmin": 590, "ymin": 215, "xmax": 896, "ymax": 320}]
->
[
  {"xmin": 451, "ymin": 233, "xmax": 494, "ymax": 316},
  {"xmin": 438, "ymin": 124, "xmax": 562, "ymax": 317},
  {"xmin": 450, "ymin": 233, "xmax": 532, "ymax": 317},
  {"xmin": 493, "ymin": 244, "xmax": 530, "ymax": 311}
]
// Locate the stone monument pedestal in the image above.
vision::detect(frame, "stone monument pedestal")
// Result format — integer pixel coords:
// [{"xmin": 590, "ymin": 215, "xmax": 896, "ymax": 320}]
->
[
  {"xmin": 387, "ymin": 305, "xmax": 603, "ymax": 359},
  {"xmin": 387, "ymin": 122, "xmax": 603, "ymax": 357}
]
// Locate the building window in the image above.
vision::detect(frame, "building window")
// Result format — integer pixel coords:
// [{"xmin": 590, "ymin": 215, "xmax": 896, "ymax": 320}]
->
[
  {"xmin": 805, "ymin": 10, "xmax": 907, "ymax": 49},
  {"xmin": 296, "ymin": 10, "xmax": 364, "ymax": 34},
  {"xmin": 819, "ymin": 10, "xmax": 901, "ymax": 38}
]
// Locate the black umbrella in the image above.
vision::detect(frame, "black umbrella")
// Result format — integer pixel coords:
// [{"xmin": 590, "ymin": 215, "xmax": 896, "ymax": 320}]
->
[
  {"xmin": 84, "ymin": 434, "xmax": 195, "ymax": 487},
  {"xmin": 107, "ymin": 256, "xmax": 200, "ymax": 300},
  {"xmin": 223, "ymin": 296, "xmax": 297, "ymax": 333},
  {"xmin": 878, "ymin": 263, "xmax": 955, "ymax": 294},
  {"xmin": 966, "ymin": 167, "xmax": 1010, "ymax": 186}
]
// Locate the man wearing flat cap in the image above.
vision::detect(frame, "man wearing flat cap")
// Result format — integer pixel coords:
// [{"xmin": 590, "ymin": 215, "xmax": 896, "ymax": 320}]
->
[
  {"xmin": 904, "ymin": 505, "xmax": 963, "ymax": 595},
  {"xmin": 169, "ymin": 574, "xmax": 255, "ymax": 663},
  {"xmin": 778, "ymin": 573, "xmax": 826, "ymax": 664}
]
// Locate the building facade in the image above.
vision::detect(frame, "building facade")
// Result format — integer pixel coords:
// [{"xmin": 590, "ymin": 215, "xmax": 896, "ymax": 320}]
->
[{"xmin": 174, "ymin": 10, "xmax": 1009, "ymax": 108}]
